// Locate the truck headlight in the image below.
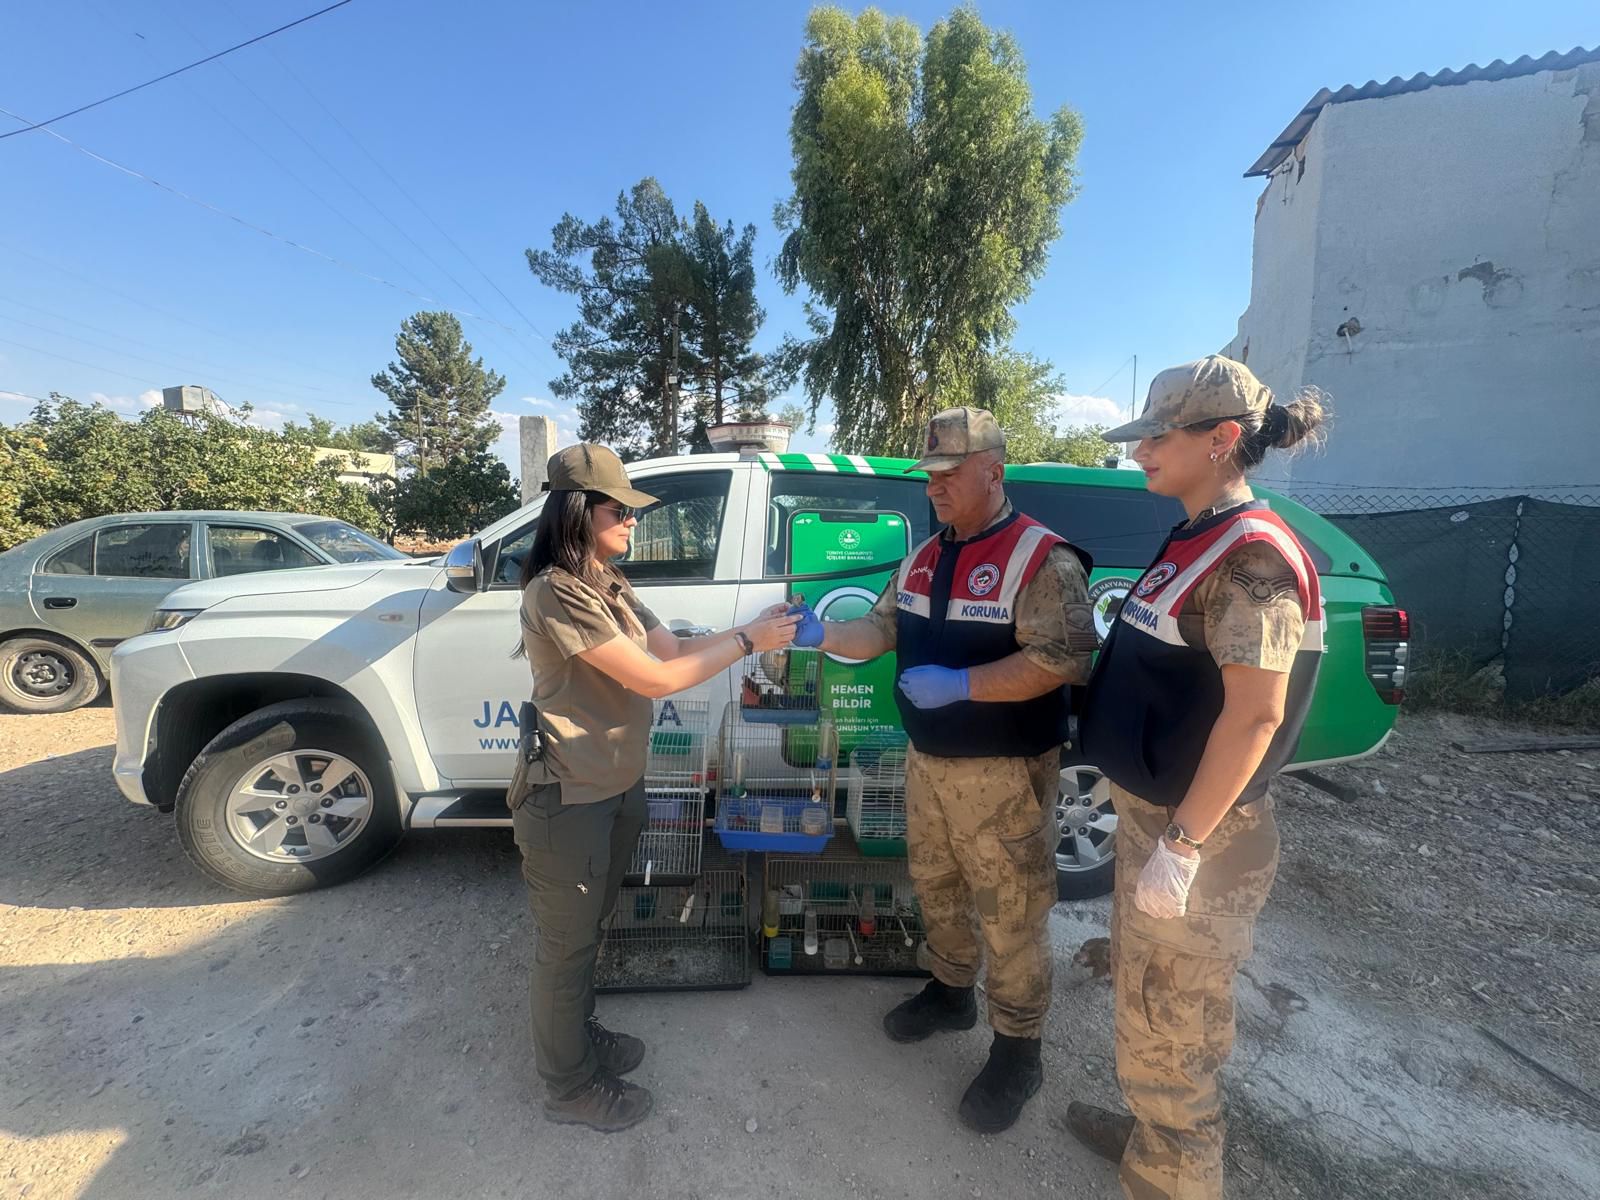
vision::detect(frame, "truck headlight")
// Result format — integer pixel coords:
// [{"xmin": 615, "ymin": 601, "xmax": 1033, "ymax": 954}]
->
[{"xmin": 147, "ymin": 608, "xmax": 203, "ymax": 633}]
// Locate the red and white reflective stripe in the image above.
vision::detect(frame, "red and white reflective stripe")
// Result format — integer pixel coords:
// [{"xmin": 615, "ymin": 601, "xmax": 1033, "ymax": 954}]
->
[
  {"xmin": 1121, "ymin": 516, "xmax": 1326, "ymax": 653},
  {"xmin": 994, "ymin": 523, "xmax": 1058, "ymax": 609},
  {"xmin": 1164, "ymin": 518, "xmax": 1310, "ymax": 613}
]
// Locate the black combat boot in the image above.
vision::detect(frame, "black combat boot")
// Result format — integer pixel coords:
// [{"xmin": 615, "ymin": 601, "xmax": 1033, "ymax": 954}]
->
[
  {"xmin": 957, "ymin": 1032, "xmax": 1044, "ymax": 1133},
  {"xmin": 586, "ymin": 1016, "xmax": 646, "ymax": 1075},
  {"xmin": 1063, "ymin": 1101, "xmax": 1135, "ymax": 1163},
  {"xmin": 882, "ymin": 978, "xmax": 978, "ymax": 1043},
  {"xmin": 543, "ymin": 1069, "xmax": 654, "ymax": 1132}
]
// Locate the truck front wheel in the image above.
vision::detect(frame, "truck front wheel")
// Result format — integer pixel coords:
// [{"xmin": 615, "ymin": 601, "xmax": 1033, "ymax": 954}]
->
[{"xmin": 175, "ymin": 700, "xmax": 402, "ymax": 896}]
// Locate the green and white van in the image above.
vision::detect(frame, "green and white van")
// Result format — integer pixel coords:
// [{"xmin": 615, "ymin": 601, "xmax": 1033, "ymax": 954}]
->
[{"xmin": 110, "ymin": 449, "xmax": 1406, "ymax": 897}]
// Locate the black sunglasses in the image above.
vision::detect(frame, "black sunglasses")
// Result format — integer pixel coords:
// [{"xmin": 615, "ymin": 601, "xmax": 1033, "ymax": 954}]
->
[{"xmin": 593, "ymin": 501, "xmax": 638, "ymax": 522}]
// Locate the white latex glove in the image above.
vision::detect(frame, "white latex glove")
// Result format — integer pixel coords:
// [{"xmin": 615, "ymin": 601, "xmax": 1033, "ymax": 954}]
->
[{"xmin": 1134, "ymin": 838, "xmax": 1202, "ymax": 919}]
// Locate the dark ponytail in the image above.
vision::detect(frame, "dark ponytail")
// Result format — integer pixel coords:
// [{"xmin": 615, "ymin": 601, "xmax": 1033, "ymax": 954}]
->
[{"xmin": 1195, "ymin": 386, "xmax": 1330, "ymax": 473}]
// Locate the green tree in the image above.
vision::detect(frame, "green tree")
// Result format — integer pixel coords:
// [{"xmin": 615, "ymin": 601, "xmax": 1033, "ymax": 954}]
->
[
  {"xmin": 0, "ymin": 396, "xmax": 382, "ymax": 546},
  {"xmin": 0, "ymin": 428, "xmax": 52, "ymax": 548},
  {"xmin": 683, "ymin": 203, "xmax": 769, "ymax": 430},
  {"xmin": 280, "ymin": 413, "xmax": 391, "ymax": 453},
  {"xmin": 775, "ymin": 5, "xmax": 1083, "ymax": 456},
  {"xmin": 372, "ymin": 312, "xmax": 505, "ymax": 474},
  {"xmin": 393, "ymin": 451, "xmax": 519, "ymax": 540},
  {"xmin": 527, "ymin": 179, "xmax": 694, "ymax": 461},
  {"xmin": 1050, "ymin": 423, "xmax": 1112, "ymax": 468},
  {"xmin": 972, "ymin": 350, "xmax": 1064, "ymax": 465}
]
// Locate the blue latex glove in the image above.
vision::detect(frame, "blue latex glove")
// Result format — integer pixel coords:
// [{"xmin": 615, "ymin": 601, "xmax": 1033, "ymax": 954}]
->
[
  {"xmin": 787, "ymin": 603, "xmax": 825, "ymax": 648},
  {"xmin": 897, "ymin": 665, "xmax": 970, "ymax": 709}
]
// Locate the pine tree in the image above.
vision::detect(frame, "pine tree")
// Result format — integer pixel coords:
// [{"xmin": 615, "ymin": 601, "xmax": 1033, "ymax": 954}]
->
[{"xmin": 371, "ymin": 312, "xmax": 505, "ymax": 474}]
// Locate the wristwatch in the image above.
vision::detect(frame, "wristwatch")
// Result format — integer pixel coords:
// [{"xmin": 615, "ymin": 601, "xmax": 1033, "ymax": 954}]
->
[
  {"xmin": 1164, "ymin": 821, "xmax": 1204, "ymax": 851},
  {"xmin": 734, "ymin": 630, "xmax": 755, "ymax": 655}
]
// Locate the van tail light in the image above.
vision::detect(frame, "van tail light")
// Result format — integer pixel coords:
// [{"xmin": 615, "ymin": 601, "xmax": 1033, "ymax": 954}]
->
[{"xmin": 1361, "ymin": 606, "xmax": 1410, "ymax": 705}]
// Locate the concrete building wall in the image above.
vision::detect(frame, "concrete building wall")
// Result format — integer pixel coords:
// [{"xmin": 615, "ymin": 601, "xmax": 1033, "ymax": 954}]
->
[{"xmin": 1230, "ymin": 64, "xmax": 1600, "ymax": 498}]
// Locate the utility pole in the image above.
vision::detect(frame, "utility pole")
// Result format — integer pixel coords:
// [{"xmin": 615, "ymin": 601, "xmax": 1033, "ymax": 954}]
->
[
  {"xmin": 415, "ymin": 395, "xmax": 428, "ymax": 478},
  {"xmin": 1130, "ymin": 354, "xmax": 1138, "ymax": 420},
  {"xmin": 663, "ymin": 299, "xmax": 681, "ymax": 457}
]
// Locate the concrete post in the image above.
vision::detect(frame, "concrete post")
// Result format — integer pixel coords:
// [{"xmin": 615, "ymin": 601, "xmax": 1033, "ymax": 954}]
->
[{"xmin": 519, "ymin": 415, "xmax": 557, "ymax": 504}]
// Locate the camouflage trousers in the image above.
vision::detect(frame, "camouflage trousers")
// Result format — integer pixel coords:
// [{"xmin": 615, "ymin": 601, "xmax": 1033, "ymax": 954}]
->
[
  {"xmin": 904, "ymin": 746, "xmax": 1060, "ymax": 1038},
  {"xmin": 1110, "ymin": 784, "xmax": 1279, "ymax": 1200}
]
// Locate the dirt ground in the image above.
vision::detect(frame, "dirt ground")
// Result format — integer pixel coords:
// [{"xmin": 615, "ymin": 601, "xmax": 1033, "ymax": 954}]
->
[{"xmin": 2, "ymin": 706, "xmax": 1597, "ymax": 1200}]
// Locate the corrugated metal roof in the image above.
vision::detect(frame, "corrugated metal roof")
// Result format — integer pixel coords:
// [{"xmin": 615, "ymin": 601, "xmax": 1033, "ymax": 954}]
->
[{"xmin": 1245, "ymin": 46, "xmax": 1600, "ymax": 178}]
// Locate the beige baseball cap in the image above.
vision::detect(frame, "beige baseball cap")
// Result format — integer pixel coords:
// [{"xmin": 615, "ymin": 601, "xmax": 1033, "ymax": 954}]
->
[
  {"xmin": 910, "ymin": 406, "xmax": 1007, "ymax": 473},
  {"xmin": 543, "ymin": 443, "xmax": 659, "ymax": 508},
  {"xmin": 1102, "ymin": 355, "xmax": 1273, "ymax": 443}
]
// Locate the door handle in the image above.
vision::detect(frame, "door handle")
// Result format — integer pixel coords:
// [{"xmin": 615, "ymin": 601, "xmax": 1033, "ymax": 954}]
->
[
  {"xmin": 43, "ymin": 597, "xmax": 77, "ymax": 609},
  {"xmin": 672, "ymin": 625, "xmax": 715, "ymax": 638}
]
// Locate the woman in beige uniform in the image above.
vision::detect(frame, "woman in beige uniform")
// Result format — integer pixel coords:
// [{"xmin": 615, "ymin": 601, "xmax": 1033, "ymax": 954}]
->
[
  {"xmin": 511, "ymin": 444, "xmax": 797, "ymax": 1133},
  {"xmin": 1067, "ymin": 358, "xmax": 1328, "ymax": 1200}
]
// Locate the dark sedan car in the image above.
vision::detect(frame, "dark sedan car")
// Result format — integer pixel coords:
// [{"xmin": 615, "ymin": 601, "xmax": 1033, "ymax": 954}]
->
[{"xmin": 0, "ymin": 511, "xmax": 404, "ymax": 713}]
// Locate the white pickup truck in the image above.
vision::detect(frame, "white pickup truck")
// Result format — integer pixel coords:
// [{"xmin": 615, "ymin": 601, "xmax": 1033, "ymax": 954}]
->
[{"xmin": 111, "ymin": 448, "xmax": 1398, "ymax": 898}]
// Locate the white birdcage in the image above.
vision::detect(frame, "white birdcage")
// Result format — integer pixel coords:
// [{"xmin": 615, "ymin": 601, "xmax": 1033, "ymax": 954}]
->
[
  {"xmin": 845, "ymin": 735, "xmax": 909, "ymax": 851},
  {"xmin": 713, "ymin": 696, "xmax": 839, "ymax": 853},
  {"xmin": 738, "ymin": 646, "xmax": 822, "ymax": 724},
  {"xmin": 628, "ymin": 698, "xmax": 712, "ymax": 882},
  {"xmin": 758, "ymin": 846, "xmax": 928, "ymax": 977}
]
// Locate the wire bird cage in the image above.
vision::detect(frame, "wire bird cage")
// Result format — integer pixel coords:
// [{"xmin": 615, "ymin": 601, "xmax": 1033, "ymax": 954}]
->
[
  {"xmin": 627, "ymin": 698, "xmax": 712, "ymax": 884},
  {"xmin": 595, "ymin": 849, "xmax": 751, "ymax": 993},
  {"xmin": 845, "ymin": 732, "xmax": 909, "ymax": 857},
  {"xmin": 739, "ymin": 647, "xmax": 822, "ymax": 724},
  {"xmin": 759, "ymin": 840, "xmax": 929, "ymax": 978},
  {"xmin": 713, "ymin": 697, "xmax": 838, "ymax": 853}
]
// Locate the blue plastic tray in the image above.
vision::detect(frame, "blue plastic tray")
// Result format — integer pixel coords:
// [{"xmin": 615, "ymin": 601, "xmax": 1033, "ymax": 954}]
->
[
  {"xmin": 738, "ymin": 704, "xmax": 821, "ymax": 726},
  {"xmin": 714, "ymin": 796, "xmax": 833, "ymax": 853}
]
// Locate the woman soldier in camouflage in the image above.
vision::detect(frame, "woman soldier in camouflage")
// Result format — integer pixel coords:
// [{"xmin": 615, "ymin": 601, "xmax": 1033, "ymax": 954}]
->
[{"xmin": 1067, "ymin": 358, "xmax": 1328, "ymax": 1200}]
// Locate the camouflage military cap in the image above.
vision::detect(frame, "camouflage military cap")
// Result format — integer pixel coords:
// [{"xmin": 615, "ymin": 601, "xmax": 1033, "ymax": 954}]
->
[
  {"xmin": 910, "ymin": 407, "xmax": 1006, "ymax": 473},
  {"xmin": 1102, "ymin": 356, "xmax": 1272, "ymax": 443}
]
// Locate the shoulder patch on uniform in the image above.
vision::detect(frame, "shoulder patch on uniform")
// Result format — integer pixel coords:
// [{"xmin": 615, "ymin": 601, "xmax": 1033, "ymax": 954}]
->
[
  {"xmin": 1064, "ymin": 603, "xmax": 1100, "ymax": 652},
  {"xmin": 1228, "ymin": 563, "xmax": 1299, "ymax": 605}
]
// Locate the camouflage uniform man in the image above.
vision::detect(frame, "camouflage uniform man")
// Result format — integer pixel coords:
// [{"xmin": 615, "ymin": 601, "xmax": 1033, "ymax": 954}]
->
[
  {"xmin": 789, "ymin": 407, "xmax": 1096, "ymax": 1133},
  {"xmin": 1067, "ymin": 357, "xmax": 1328, "ymax": 1198}
]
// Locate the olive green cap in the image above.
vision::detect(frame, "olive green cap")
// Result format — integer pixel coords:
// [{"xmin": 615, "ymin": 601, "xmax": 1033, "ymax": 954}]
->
[{"xmin": 543, "ymin": 443, "xmax": 659, "ymax": 508}]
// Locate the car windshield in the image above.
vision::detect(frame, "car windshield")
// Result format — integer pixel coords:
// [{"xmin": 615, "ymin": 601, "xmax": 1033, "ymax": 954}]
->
[{"xmin": 294, "ymin": 520, "xmax": 406, "ymax": 563}]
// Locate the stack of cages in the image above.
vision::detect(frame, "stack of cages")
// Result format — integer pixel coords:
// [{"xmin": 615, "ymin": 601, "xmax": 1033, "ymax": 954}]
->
[
  {"xmin": 845, "ymin": 730, "xmax": 909, "ymax": 857},
  {"xmin": 713, "ymin": 649, "xmax": 839, "ymax": 854},
  {"xmin": 758, "ymin": 835, "xmax": 930, "ymax": 978},
  {"xmin": 595, "ymin": 698, "xmax": 751, "ymax": 992},
  {"xmin": 596, "ymin": 843, "xmax": 750, "ymax": 993},
  {"xmin": 628, "ymin": 698, "xmax": 712, "ymax": 884}
]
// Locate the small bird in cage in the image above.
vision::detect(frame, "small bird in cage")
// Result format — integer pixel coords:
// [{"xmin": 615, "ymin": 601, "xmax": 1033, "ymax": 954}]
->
[{"xmin": 741, "ymin": 645, "xmax": 819, "ymax": 716}]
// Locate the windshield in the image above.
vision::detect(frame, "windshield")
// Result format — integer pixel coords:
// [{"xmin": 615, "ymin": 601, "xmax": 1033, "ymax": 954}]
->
[{"xmin": 295, "ymin": 520, "xmax": 407, "ymax": 563}]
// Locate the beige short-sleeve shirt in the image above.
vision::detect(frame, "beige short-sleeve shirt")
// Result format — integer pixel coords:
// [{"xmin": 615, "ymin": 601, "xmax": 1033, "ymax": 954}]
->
[
  {"xmin": 519, "ymin": 565, "xmax": 661, "ymax": 805},
  {"xmin": 1177, "ymin": 542, "xmax": 1307, "ymax": 672}
]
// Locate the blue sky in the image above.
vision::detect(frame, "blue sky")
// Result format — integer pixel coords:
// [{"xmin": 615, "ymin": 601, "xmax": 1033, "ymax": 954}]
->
[{"xmin": 2, "ymin": 0, "xmax": 1594, "ymax": 475}]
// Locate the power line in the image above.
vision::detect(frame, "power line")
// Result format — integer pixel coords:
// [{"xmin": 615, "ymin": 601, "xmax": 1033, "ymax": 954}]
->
[
  {"xmin": 245, "ymin": 14, "xmax": 553, "ymax": 349},
  {"xmin": 83, "ymin": 0, "xmax": 444, "ymax": 313},
  {"xmin": 0, "ymin": 0, "xmax": 357, "ymax": 141},
  {"xmin": 0, "ymin": 294, "xmax": 332, "ymax": 398},
  {"xmin": 0, "ymin": 237, "xmax": 350, "ymax": 385},
  {"xmin": 0, "ymin": 335, "xmax": 165, "ymax": 388},
  {"xmin": 0, "ymin": 107, "xmax": 541, "ymax": 344},
  {"xmin": 209, "ymin": 3, "xmax": 554, "ymax": 372},
  {"xmin": 1079, "ymin": 355, "xmax": 1136, "ymax": 402},
  {"xmin": 0, "ymin": 305, "xmax": 356, "ymax": 409},
  {"xmin": 0, "ymin": 312, "xmax": 360, "ymax": 410}
]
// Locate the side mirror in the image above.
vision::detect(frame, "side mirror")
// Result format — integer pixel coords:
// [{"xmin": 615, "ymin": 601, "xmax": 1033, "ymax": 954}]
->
[{"xmin": 444, "ymin": 538, "xmax": 487, "ymax": 594}]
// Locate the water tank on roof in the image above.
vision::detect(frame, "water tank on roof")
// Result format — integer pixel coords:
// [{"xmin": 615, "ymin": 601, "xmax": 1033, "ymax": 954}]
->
[{"xmin": 162, "ymin": 385, "xmax": 228, "ymax": 418}]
